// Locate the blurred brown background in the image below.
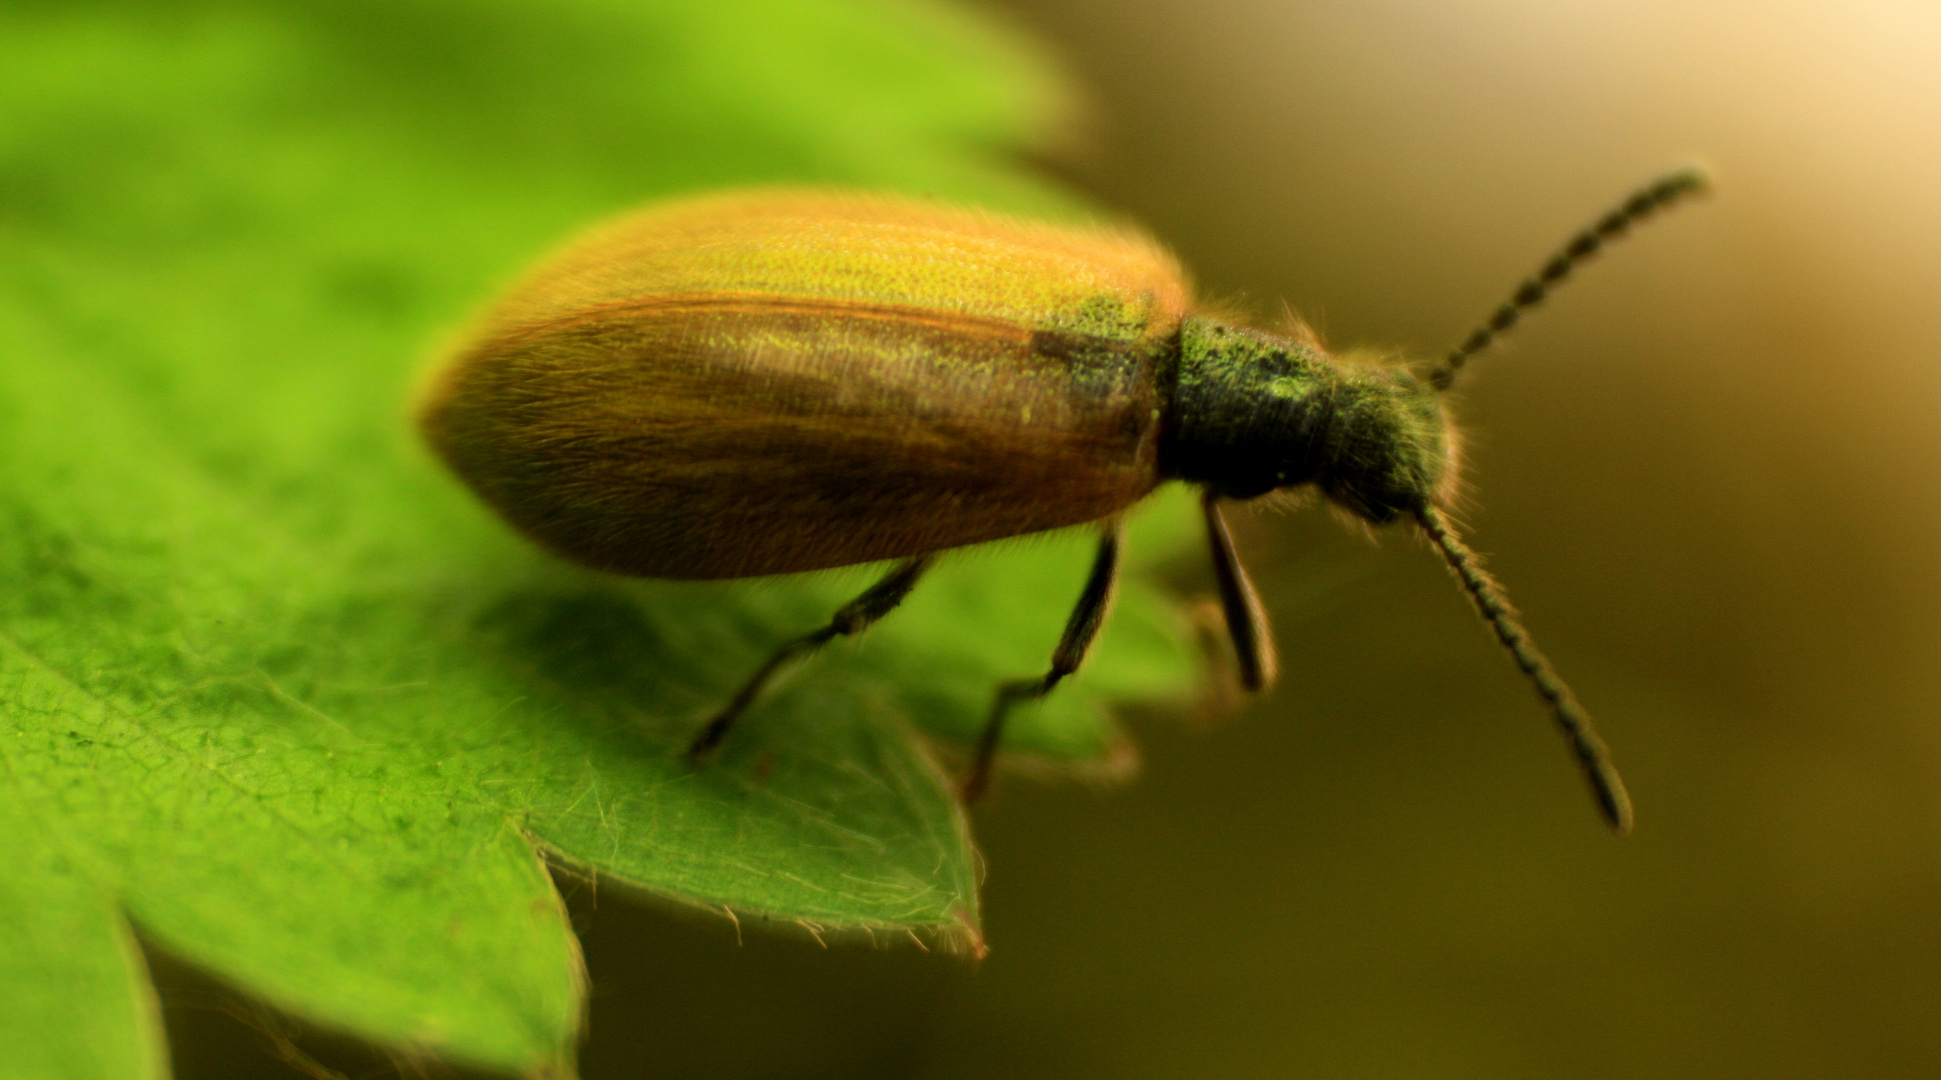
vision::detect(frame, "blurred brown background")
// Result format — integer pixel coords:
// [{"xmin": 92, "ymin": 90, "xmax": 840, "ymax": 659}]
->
[{"xmin": 169, "ymin": 1, "xmax": 1941, "ymax": 1077}]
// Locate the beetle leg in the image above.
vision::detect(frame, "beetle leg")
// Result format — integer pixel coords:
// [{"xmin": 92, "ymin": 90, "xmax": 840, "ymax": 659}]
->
[
  {"xmin": 688, "ymin": 555, "xmax": 933, "ymax": 759},
  {"xmin": 1202, "ymin": 489, "xmax": 1278, "ymax": 692},
  {"xmin": 961, "ymin": 523, "xmax": 1122, "ymax": 803}
]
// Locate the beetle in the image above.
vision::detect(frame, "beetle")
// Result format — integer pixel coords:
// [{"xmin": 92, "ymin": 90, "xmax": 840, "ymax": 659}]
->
[{"xmin": 418, "ymin": 169, "xmax": 1708, "ymax": 832}]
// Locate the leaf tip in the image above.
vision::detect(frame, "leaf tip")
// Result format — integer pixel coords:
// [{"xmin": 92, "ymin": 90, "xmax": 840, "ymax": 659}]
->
[{"xmin": 945, "ymin": 906, "xmax": 988, "ymax": 962}]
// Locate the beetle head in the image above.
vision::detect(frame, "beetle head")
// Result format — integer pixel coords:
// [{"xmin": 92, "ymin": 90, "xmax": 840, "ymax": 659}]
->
[{"xmin": 1310, "ymin": 357, "xmax": 1456, "ymax": 524}]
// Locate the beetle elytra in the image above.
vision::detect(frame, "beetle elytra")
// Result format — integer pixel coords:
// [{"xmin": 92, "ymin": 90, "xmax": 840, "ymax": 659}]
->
[{"xmin": 419, "ymin": 171, "xmax": 1708, "ymax": 831}]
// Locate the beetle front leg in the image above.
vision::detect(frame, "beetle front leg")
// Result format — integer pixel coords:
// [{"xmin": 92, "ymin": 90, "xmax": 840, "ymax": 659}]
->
[
  {"xmin": 1202, "ymin": 489, "xmax": 1278, "ymax": 692},
  {"xmin": 688, "ymin": 555, "xmax": 934, "ymax": 759},
  {"xmin": 960, "ymin": 523, "xmax": 1122, "ymax": 803}
]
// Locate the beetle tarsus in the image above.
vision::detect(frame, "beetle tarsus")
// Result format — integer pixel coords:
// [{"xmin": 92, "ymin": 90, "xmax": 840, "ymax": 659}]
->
[
  {"xmin": 961, "ymin": 677, "xmax": 1048, "ymax": 802},
  {"xmin": 687, "ymin": 627, "xmax": 838, "ymax": 758},
  {"xmin": 688, "ymin": 555, "xmax": 932, "ymax": 760},
  {"xmin": 961, "ymin": 524, "xmax": 1122, "ymax": 803}
]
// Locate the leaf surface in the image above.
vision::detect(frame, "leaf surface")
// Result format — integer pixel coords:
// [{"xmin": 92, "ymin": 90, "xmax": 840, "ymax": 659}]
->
[{"xmin": 0, "ymin": 0, "xmax": 1199, "ymax": 1072}]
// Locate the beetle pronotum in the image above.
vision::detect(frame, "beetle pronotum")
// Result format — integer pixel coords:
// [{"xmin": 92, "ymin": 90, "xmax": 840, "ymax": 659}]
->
[{"xmin": 419, "ymin": 169, "xmax": 1708, "ymax": 832}]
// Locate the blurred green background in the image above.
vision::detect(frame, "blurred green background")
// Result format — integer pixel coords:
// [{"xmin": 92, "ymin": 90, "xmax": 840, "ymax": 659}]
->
[{"xmin": 65, "ymin": 0, "xmax": 1941, "ymax": 1077}]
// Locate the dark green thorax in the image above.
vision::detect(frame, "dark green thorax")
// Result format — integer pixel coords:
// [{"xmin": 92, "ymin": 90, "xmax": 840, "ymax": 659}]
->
[{"xmin": 1161, "ymin": 316, "xmax": 1451, "ymax": 522}]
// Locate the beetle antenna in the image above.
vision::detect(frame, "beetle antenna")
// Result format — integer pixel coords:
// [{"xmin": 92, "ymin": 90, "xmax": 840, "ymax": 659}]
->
[
  {"xmin": 1428, "ymin": 165, "xmax": 1710, "ymax": 392},
  {"xmin": 1415, "ymin": 505, "xmax": 1634, "ymax": 834}
]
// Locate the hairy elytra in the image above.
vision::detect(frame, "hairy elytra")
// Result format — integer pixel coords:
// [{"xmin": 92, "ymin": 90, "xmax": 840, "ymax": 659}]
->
[{"xmin": 419, "ymin": 173, "xmax": 1709, "ymax": 828}]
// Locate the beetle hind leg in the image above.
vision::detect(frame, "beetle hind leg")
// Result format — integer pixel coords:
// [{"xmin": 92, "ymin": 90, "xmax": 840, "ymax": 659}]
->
[
  {"xmin": 961, "ymin": 523, "xmax": 1122, "ymax": 803},
  {"xmin": 688, "ymin": 555, "xmax": 933, "ymax": 759}
]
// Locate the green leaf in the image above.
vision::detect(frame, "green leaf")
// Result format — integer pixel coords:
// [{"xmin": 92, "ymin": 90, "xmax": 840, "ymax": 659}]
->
[
  {"xmin": 0, "ymin": 788, "xmax": 166, "ymax": 1080},
  {"xmin": 0, "ymin": 0, "xmax": 1200, "ymax": 1073}
]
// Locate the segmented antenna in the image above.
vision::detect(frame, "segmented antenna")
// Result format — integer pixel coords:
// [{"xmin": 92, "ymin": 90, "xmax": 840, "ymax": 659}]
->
[
  {"xmin": 1415, "ymin": 505, "xmax": 1634, "ymax": 835},
  {"xmin": 1428, "ymin": 166, "xmax": 1710, "ymax": 392}
]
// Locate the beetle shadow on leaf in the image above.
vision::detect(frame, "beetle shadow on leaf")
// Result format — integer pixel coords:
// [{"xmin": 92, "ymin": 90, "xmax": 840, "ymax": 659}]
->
[
  {"xmin": 469, "ymin": 584, "xmax": 723, "ymax": 748},
  {"xmin": 468, "ymin": 577, "xmax": 951, "ymax": 818}
]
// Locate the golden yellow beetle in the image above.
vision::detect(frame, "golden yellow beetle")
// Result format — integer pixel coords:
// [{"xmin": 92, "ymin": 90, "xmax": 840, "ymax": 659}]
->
[{"xmin": 419, "ymin": 170, "xmax": 1707, "ymax": 830}]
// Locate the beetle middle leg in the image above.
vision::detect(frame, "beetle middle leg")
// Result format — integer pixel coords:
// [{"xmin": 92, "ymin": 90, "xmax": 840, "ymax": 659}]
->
[
  {"xmin": 688, "ymin": 555, "xmax": 933, "ymax": 759},
  {"xmin": 960, "ymin": 522, "xmax": 1122, "ymax": 803}
]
